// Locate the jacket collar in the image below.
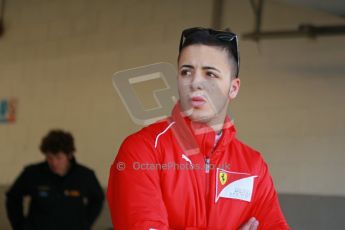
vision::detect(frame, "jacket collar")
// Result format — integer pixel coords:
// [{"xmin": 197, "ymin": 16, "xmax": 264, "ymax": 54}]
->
[
  {"xmin": 44, "ymin": 157, "xmax": 77, "ymax": 178},
  {"xmin": 169, "ymin": 102, "xmax": 236, "ymax": 158}
]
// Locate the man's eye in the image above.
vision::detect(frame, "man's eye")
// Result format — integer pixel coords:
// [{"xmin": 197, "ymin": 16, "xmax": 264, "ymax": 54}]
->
[
  {"xmin": 180, "ymin": 69, "xmax": 192, "ymax": 76},
  {"xmin": 207, "ymin": 72, "xmax": 218, "ymax": 78}
]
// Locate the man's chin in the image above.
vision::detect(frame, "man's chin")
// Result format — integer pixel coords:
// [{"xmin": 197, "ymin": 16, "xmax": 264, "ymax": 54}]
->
[
  {"xmin": 51, "ymin": 169, "xmax": 63, "ymax": 176},
  {"xmin": 189, "ymin": 111, "xmax": 212, "ymax": 123},
  {"xmin": 180, "ymin": 104, "xmax": 213, "ymax": 123}
]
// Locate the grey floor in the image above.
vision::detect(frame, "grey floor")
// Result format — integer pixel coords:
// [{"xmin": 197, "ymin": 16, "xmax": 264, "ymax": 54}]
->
[{"xmin": 1, "ymin": 185, "xmax": 344, "ymax": 230}]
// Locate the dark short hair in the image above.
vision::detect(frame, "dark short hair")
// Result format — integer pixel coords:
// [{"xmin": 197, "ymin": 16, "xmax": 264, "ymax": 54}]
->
[
  {"xmin": 178, "ymin": 28, "xmax": 239, "ymax": 78},
  {"xmin": 40, "ymin": 130, "xmax": 76, "ymax": 155}
]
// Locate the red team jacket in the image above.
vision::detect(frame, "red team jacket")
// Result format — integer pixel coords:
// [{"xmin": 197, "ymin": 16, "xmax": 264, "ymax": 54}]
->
[{"xmin": 107, "ymin": 103, "xmax": 290, "ymax": 230}]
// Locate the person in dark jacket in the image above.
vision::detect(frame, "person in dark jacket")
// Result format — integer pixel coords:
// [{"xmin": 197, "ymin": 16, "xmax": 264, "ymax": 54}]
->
[{"xmin": 6, "ymin": 129, "xmax": 104, "ymax": 230}]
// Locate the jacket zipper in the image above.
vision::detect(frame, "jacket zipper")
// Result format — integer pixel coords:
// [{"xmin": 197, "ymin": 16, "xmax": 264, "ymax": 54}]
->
[
  {"xmin": 205, "ymin": 158, "xmax": 210, "ymax": 174},
  {"xmin": 205, "ymin": 149, "xmax": 214, "ymax": 226},
  {"xmin": 205, "ymin": 156, "xmax": 210, "ymax": 227},
  {"xmin": 205, "ymin": 131, "xmax": 223, "ymax": 226},
  {"xmin": 205, "ymin": 147, "xmax": 215, "ymax": 197}
]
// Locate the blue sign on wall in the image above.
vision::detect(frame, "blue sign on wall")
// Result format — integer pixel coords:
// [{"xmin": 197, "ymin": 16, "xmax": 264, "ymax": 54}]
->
[{"xmin": 0, "ymin": 98, "xmax": 17, "ymax": 123}]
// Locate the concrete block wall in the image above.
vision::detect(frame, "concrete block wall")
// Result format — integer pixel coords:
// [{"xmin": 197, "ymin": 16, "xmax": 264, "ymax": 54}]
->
[{"xmin": 0, "ymin": 0, "xmax": 213, "ymax": 186}]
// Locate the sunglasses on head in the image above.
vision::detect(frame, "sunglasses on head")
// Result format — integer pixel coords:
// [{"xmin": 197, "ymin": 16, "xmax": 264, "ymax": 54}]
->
[{"xmin": 179, "ymin": 27, "xmax": 240, "ymax": 77}]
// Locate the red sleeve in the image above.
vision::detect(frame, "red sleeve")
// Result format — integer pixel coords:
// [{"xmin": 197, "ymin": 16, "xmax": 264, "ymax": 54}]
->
[
  {"xmin": 251, "ymin": 160, "xmax": 291, "ymax": 230},
  {"xmin": 107, "ymin": 133, "xmax": 169, "ymax": 230}
]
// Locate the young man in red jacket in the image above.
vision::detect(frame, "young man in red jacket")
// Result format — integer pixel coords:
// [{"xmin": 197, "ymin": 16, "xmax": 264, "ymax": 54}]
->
[{"xmin": 107, "ymin": 27, "xmax": 290, "ymax": 230}]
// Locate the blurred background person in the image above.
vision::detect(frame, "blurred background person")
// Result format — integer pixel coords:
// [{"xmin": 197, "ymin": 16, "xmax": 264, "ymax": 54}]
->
[{"xmin": 6, "ymin": 129, "xmax": 104, "ymax": 230}]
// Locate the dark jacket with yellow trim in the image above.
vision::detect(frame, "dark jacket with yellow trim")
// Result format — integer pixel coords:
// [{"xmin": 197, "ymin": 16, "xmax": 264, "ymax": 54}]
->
[{"xmin": 6, "ymin": 159, "xmax": 104, "ymax": 230}]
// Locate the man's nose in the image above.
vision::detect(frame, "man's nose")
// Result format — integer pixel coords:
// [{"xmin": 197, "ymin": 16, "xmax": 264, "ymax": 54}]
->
[{"xmin": 190, "ymin": 70, "xmax": 204, "ymax": 91}]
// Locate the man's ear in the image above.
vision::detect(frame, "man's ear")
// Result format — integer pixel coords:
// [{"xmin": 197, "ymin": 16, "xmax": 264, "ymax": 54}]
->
[{"xmin": 228, "ymin": 78, "xmax": 240, "ymax": 99}]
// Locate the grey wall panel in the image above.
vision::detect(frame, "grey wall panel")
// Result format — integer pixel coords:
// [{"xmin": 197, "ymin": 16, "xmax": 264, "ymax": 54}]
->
[{"xmin": 279, "ymin": 193, "xmax": 345, "ymax": 230}]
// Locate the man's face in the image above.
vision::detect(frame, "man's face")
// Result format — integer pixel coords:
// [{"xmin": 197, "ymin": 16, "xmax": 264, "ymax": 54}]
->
[
  {"xmin": 45, "ymin": 152, "xmax": 71, "ymax": 176},
  {"xmin": 178, "ymin": 44, "xmax": 240, "ymax": 126}
]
